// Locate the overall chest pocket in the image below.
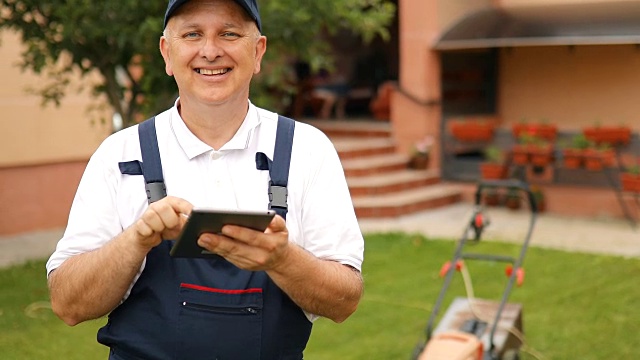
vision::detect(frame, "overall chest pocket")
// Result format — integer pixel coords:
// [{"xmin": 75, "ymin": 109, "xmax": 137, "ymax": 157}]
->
[{"xmin": 177, "ymin": 284, "xmax": 263, "ymax": 360}]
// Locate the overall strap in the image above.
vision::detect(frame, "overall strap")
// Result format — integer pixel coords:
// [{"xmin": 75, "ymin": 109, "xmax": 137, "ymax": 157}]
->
[
  {"xmin": 268, "ymin": 115, "xmax": 295, "ymax": 219},
  {"xmin": 129, "ymin": 115, "xmax": 295, "ymax": 215},
  {"xmin": 138, "ymin": 117, "xmax": 167, "ymax": 204}
]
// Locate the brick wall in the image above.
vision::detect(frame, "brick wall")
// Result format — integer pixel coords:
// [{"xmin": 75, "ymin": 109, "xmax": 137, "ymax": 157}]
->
[{"xmin": 0, "ymin": 160, "xmax": 87, "ymax": 236}]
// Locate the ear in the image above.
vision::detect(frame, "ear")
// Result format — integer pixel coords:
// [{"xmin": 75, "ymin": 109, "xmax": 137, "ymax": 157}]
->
[
  {"xmin": 253, "ymin": 36, "xmax": 267, "ymax": 75},
  {"xmin": 159, "ymin": 36, "xmax": 174, "ymax": 76}
]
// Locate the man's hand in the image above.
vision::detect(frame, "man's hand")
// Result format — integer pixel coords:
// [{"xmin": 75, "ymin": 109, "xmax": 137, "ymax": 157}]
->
[
  {"xmin": 197, "ymin": 214, "xmax": 290, "ymax": 271},
  {"xmin": 197, "ymin": 214, "xmax": 362, "ymax": 322},
  {"xmin": 50, "ymin": 196, "xmax": 193, "ymax": 326},
  {"xmin": 130, "ymin": 196, "xmax": 194, "ymax": 251}
]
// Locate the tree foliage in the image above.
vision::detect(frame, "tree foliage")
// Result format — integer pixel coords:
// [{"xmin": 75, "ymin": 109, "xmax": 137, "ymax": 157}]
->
[{"xmin": 0, "ymin": 0, "xmax": 395, "ymax": 128}]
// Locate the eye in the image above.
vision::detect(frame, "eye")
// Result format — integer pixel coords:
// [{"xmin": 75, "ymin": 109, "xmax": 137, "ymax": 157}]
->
[
  {"xmin": 184, "ymin": 32, "xmax": 201, "ymax": 39},
  {"xmin": 221, "ymin": 32, "xmax": 240, "ymax": 38}
]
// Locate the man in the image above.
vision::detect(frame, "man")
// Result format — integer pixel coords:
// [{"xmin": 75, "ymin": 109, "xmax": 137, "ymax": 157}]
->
[{"xmin": 46, "ymin": 0, "xmax": 364, "ymax": 359}]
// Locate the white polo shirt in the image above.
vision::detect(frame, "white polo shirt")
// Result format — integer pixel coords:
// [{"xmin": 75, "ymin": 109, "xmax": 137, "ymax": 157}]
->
[{"xmin": 46, "ymin": 102, "xmax": 364, "ymax": 283}]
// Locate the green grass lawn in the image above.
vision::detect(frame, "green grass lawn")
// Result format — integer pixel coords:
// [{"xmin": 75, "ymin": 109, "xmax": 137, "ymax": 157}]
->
[{"xmin": 1, "ymin": 233, "xmax": 638, "ymax": 359}]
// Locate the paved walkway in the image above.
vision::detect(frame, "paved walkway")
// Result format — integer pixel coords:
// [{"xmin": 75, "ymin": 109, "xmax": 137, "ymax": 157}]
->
[
  {"xmin": 358, "ymin": 203, "xmax": 639, "ymax": 258},
  {"xmin": 1, "ymin": 203, "xmax": 638, "ymax": 269},
  {"xmin": 0, "ymin": 228, "xmax": 64, "ymax": 269}
]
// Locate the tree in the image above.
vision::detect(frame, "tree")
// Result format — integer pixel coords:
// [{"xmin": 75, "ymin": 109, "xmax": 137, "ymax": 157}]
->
[{"xmin": 0, "ymin": 0, "xmax": 395, "ymax": 129}]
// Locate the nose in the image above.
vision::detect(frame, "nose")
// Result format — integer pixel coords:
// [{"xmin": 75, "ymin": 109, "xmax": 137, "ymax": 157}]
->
[{"xmin": 200, "ymin": 36, "xmax": 224, "ymax": 61}]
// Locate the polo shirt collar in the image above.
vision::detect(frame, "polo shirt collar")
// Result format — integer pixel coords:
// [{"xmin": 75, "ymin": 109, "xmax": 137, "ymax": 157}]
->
[{"xmin": 169, "ymin": 99, "xmax": 261, "ymax": 160}]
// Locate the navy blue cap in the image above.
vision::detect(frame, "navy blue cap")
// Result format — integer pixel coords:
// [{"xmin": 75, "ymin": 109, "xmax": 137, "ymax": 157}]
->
[{"xmin": 164, "ymin": 0, "xmax": 262, "ymax": 32}]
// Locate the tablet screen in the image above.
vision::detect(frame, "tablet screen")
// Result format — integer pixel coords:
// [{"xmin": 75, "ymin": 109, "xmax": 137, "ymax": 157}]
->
[{"xmin": 170, "ymin": 209, "xmax": 276, "ymax": 258}]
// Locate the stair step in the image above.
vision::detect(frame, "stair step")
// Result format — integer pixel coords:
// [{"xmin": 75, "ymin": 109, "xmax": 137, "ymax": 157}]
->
[
  {"xmin": 304, "ymin": 119, "xmax": 463, "ymax": 219},
  {"xmin": 333, "ymin": 138, "xmax": 396, "ymax": 159},
  {"xmin": 342, "ymin": 153, "xmax": 409, "ymax": 177},
  {"xmin": 353, "ymin": 184, "xmax": 463, "ymax": 218},
  {"xmin": 305, "ymin": 119, "xmax": 392, "ymax": 138},
  {"xmin": 348, "ymin": 169, "xmax": 441, "ymax": 196}
]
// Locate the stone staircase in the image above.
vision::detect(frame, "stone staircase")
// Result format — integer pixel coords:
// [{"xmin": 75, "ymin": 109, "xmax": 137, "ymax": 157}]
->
[{"xmin": 305, "ymin": 120, "xmax": 463, "ymax": 218}]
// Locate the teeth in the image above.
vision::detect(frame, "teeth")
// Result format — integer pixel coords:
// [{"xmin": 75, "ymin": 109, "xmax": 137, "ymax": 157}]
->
[{"xmin": 198, "ymin": 68, "xmax": 227, "ymax": 75}]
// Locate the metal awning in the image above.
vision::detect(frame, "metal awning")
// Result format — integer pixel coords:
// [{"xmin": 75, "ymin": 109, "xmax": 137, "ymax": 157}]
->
[{"xmin": 434, "ymin": 1, "xmax": 640, "ymax": 51}]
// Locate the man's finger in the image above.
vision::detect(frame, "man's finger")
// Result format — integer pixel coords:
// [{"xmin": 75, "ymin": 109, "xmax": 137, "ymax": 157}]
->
[
  {"xmin": 135, "ymin": 219, "xmax": 155, "ymax": 238},
  {"xmin": 167, "ymin": 196, "xmax": 194, "ymax": 217},
  {"xmin": 265, "ymin": 215, "xmax": 286, "ymax": 234}
]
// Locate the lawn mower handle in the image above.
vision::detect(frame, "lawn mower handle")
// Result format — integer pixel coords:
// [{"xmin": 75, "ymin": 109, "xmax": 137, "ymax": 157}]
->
[{"xmin": 475, "ymin": 179, "xmax": 537, "ymax": 213}]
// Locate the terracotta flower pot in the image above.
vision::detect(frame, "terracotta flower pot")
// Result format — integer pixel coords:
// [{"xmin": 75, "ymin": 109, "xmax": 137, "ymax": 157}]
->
[
  {"xmin": 584, "ymin": 126, "xmax": 631, "ymax": 145},
  {"xmin": 600, "ymin": 149, "xmax": 616, "ymax": 168},
  {"xmin": 512, "ymin": 123, "xmax": 557, "ymax": 142},
  {"xmin": 505, "ymin": 196, "xmax": 521, "ymax": 210},
  {"xmin": 562, "ymin": 149, "xmax": 584, "ymax": 169},
  {"xmin": 536, "ymin": 124, "xmax": 558, "ymax": 142},
  {"xmin": 512, "ymin": 123, "xmax": 529, "ymax": 139},
  {"xmin": 584, "ymin": 148, "xmax": 617, "ymax": 171},
  {"xmin": 529, "ymin": 145, "xmax": 554, "ymax": 167},
  {"xmin": 583, "ymin": 149, "xmax": 604, "ymax": 171},
  {"xmin": 480, "ymin": 163, "xmax": 508, "ymax": 180},
  {"xmin": 370, "ymin": 81, "xmax": 395, "ymax": 121},
  {"xmin": 408, "ymin": 154, "xmax": 429, "ymax": 169},
  {"xmin": 511, "ymin": 145, "xmax": 529, "ymax": 165},
  {"xmin": 621, "ymin": 173, "xmax": 640, "ymax": 192},
  {"xmin": 484, "ymin": 192, "xmax": 502, "ymax": 207},
  {"xmin": 450, "ymin": 120, "xmax": 495, "ymax": 142}
]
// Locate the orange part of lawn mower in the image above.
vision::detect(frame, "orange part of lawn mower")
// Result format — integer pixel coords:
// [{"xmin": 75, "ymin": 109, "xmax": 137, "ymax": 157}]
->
[{"xmin": 417, "ymin": 331, "xmax": 483, "ymax": 360}]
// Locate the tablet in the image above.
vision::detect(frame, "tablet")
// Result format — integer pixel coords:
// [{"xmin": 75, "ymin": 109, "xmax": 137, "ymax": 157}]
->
[{"xmin": 170, "ymin": 209, "xmax": 276, "ymax": 258}]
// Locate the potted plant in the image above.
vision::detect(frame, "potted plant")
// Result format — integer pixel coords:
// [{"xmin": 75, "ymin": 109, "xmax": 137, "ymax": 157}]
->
[
  {"xmin": 480, "ymin": 146, "xmax": 508, "ymax": 179},
  {"xmin": 620, "ymin": 160, "xmax": 640, "ymax": 193},
  {"xmin": 505, "ymin": 187, "xmax": 522, "ymax": 210},
  {"xmin": 584, "ymin": 143, "xmax": 616, "ymax": 171},
  {"xmin": 407, "ymin": 135, "xmax": 433, "ymax": 170},
  {"xmin": 528, "ymin": 138, "xmax": 554, "ymax": 167},
  {"xmin": 512, "ymin": 118, "xmax": 557, "ymax": 142},
  {"xmin": 450, "ymin": 118, "xmax": 495, "ymax": 142},
  {"xmin": 511, "ymin": 118, "xmax": 529, "ymax": 139},
  {"xmin": 369, "ymin": 81, "xmax": 396, "ymax": 121},
  {"xmin": 530, "ymin": 185, "xmax": 546, "ymax": 213},
  {"xmin": 583, "ymin": 122, "xmax": 632, "ymax": 146},
  {"xmin": 533, "ymin": 118, "xmax": 558, "ymax": 142},
  {"xmin": 483, "ymin": 187, "xmax": 502, "ymax": 207},
  {"xmin": 511, "ymin": 132, "xmax": 534, "ymax": 165},
  {"xmin": 512, "ymin": 132, "xmax": 554, "ymax": 167},
  {"xmin": 562, "ymin": 134, "xmax": 591, "ymax": 169}
]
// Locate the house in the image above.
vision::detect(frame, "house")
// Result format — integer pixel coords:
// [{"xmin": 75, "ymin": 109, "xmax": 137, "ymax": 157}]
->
[
  {"xmin": 391, "ymin": 0, "xmax": 640, "ymax": 221},
  {"xmin": 0, "ymin": 30, "xmax": 111, "ymax": 236},
  {"xmin": 2, "ymin": 0, "xmax": 639, "ymax": 237}
]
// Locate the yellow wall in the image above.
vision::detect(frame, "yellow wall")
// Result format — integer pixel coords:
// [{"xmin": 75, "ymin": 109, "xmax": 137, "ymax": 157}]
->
[
  {"xmin": 392, "ymin": 0, "xmax": 495, "ymax": 162},
  {"xmin": 499, "ymin": 45, "xmax": 640, "ymax": 131},
  {"xmin": 0, "ymin": 30, "xmax": 111, "ymax": 167},
  {"xmin": 438, "ymin": 0, "xmax": 494, "ymax": 31}
]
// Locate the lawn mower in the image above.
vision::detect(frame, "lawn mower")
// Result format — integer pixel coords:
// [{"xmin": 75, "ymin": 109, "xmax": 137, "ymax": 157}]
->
[{"xmin": 412, "ymin": 179, "xmax": 539, "ymax": 360}]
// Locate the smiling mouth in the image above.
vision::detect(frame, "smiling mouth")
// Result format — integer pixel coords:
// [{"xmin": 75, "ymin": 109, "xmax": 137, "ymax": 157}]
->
[{"xmin": 196, "ymin": 68, "xmax": 231, "ymax": 75}]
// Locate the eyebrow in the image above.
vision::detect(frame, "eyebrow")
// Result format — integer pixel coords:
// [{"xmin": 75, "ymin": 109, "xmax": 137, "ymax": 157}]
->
[
  {"xmin": 221, "ymin": 22, "xmax": 243, "ymax": 30},
  {"xmin": 174, "ymin": 21, "xmax": 244, "ymax": 32},
  {"xmin": 174, "ymin": 23, "xmax": 199, "ymax": 31}
]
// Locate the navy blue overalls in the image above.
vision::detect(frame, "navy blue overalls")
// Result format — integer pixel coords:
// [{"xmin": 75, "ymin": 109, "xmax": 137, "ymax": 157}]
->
[{"xmin": 101, "ymin": 116, "xmax": 312, "ymax": 360}]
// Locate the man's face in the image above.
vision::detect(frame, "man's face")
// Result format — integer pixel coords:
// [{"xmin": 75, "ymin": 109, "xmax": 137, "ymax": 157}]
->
[{"xmin": 160, "ymin": 0, "xmax": 266, "ymax": 107}]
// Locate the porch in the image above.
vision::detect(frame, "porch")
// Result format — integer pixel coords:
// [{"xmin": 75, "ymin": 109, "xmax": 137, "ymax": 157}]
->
[
  {"xmin": 306, "ymin": 118, "xmax": 639, "ymax": 225},
  {"xmin": 387, "ymin": 0, "xmax": 640, "ymax": 226}
]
